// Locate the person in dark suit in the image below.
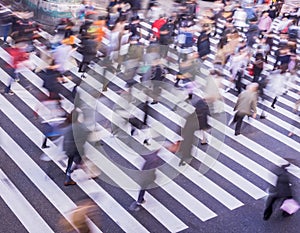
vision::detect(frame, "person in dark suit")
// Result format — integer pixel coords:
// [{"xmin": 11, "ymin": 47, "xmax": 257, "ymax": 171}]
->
[
  {"xmin": 263, "ymin": 163, "xmax": 293, "ymax": 220},
  {"xmin": 233, "ymin": 83, "xmax": 258, "ymax": 136},
  {"xmin": 63, "ymin": 110, "xmax": 90, "ymax": 186},
  {"xmin": 129, "ymin": 150, "xmax": 160, "ymax": 211},
  {"xmin": 78, "ymin": 34, "xmax": 98, "ymax": 78}
]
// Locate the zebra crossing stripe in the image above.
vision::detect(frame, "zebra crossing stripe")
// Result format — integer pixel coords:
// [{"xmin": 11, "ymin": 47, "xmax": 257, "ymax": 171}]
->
[
  {"xmin": 222, "ymin": 95, "xmax": 300, "ymax": 155},
  {"xmin": 0, "ymin": 129, "xmax": 102, "ymax": 233},
  {"xmin": 0, "ymin": 169, "xmax": 55, "ymax": 233},
  {"xmin": 0, "ymin": 44, "xmax": 288, "ymax": 199},
  {"xmin": 84, "ymin": 143, "xmax": 189, "ymax": 232},
  {"xmin": 207, "ymin": 117, "xmax": 300, "ymax": 181},
  {"xmin": 191, "ymin": 146, "xmax": 267, "ymax": 200},
  {"xmin": 0, "ymin": 88, "xmax": 150, "ymax": 233}
]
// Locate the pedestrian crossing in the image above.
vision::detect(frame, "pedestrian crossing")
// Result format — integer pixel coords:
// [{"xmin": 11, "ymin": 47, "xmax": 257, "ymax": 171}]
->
[{"xmin": 1, "ymin": 20, "xmax": 300, "ymax": 233}]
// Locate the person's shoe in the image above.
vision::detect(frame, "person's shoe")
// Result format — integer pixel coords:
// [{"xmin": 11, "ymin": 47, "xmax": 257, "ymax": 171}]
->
[
  {"xmin": 130, "ymin": 128, "xmax": 135, "ymax": 136},
  {"xmin": 41, "ymin": 145, "xmax": 50, "ymax": 149},
  {"xmin": 151, "ymin": 101, "xmax": 158, "ymax": 105},
  {"xmin": 178, "ymin": 160, "xmax": 186, "ymax": 166},
  {"xmin": 64, "ymin": 180, "xmax": 76, "ymax": 186},
  {"xmin": 143, "ymin": 139, "xmax": 150, "ymax": 145},
  {"xmin": 288, "ymin": 132, "xmax": 293, "ymax": 137},
  {"xmin": 271, "ymin": 105, "xmax": 275, "ymax": 109},
  {"xmin": 129, "ymin": 201, "xmax": 141, "ymax": 211},
  {"xmin": 5, "ymin": 91, "xmax": 14, "ymax": 95},
  {"xmin": 201, "ymin": 141, "xmax": 208, "ymax": 145},
  {"xmin": 234, "ymin": 132, "xmax": 240, "ymax": 136},
  {"xmin": 260, "ymin": 115, "xmax": 266, "ymax": 119},
  {"xmin": 263, "ymin": 213, "xmax": 271, "ymax": 221},
  {"xmin": 138, "ymin": 199, "xmax": 146, "ymax": 204}
]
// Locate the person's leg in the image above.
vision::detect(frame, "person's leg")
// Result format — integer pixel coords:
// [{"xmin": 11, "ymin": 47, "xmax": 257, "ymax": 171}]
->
[
  {"xmin": 41, "ymin": 137, "xmax": 50, "ymax": 148},
  {"xmin": 3, "ymin": 24, "xmax": 11, "ymax": 43},
  {"xmin": 137, "ymin": 190, "xmax": 146, "ymax": 204},
  {"xmin": 263, "ymin": 196, "xmax": 277, "ymax": 220},
  {"xmin": 4, "ymin": 76, "xmax": 14, "ymax": 95},
  {"xmin": 271, "ymin": 96, "xmax": 277, "ymax": 109},
  {"xmin": 65, "ymin": 156, "xmax": 76, "ymax": 186},
  {"xmin": 234, "ymin": 114, "xmax": 245, "ymax": 135}
]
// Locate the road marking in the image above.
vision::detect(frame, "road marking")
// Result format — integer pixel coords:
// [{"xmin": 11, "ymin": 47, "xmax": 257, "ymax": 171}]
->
[{"xmin": 0, "ymin": 169, "xmax": 54, "ymax": 233}]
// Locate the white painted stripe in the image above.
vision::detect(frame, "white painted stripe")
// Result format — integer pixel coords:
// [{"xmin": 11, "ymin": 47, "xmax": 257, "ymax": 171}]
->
[
  {"xmin": 0, "ymin": 93, "xmax": 149, "ymax": 233},
  {"xmin": 191, "ymin": 147, "xmax": 267, "ymax": 199},
  {"xmin": 101, "ymin": 132, "xmax": 238, "ymax": 218},
  {"xmin": 84, "ymin": 143, "xmax": 188, "ymax": 232},
  {"xmin": 0, "ymin": 169, "xmax": 54, "ymax": 233},
  {"xmin": 83, "ymin": 116, "xmax": 219, "ymax": 221},
  {"xmin": 223, "ymin": 93, "xmax": 300, "ymax": 155},
  {"xmin": 2, "ymin": 31, "xmax": 296, "ymax": 211},
  {"xmin": 0, "ymin": 129, "xmax": 102, "ymax": 233},
  {"xmin": 77, "ymin": 85, "xmax": 244, "ymax": 212},
  {"xmin": 208, "ymin": 115, "xmax": 300, "ymax": 180}
]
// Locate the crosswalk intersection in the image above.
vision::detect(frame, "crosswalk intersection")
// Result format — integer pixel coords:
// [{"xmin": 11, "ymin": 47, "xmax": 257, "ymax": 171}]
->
[{"xmin": 1, "ymin": 18, "xmax": 300, "ymax": 233}]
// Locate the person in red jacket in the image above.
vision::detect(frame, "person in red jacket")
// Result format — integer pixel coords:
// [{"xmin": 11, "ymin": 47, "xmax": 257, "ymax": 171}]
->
[
  {"xmin": 152, "ymin": 15, "xmax": 167, "ymax": 39},
  {"xmin": 4, "ymin": 44, "xmax": 30, "ymax": 95}
]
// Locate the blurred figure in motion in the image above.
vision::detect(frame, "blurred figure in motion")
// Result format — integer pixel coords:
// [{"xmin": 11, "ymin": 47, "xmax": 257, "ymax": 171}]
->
[
  {"xmin": 78, "ymin": 34, "xmax": 98, "ymax": 78},
  {"xmin": 129, "ymin": 150, "xmax": 160, "ymax": 211},
  {"xmin": 63, "ymin": 110, "xmax": 90, "ymax": 186},
  {"xmin": 40, "ymin": 60, "xmax": 64, "ymax": 100},
  {"xmin": 263, "ymin": 163, "xmax": 299, "ymax": 220},
  {"xmin": 60, "ymin": 199, "xmax": 97, "ymax": 233},
  {"xmin": 232, "ymin": 83, "xmax": 258, "ymax": 136},
  {"xmin": 0, "ymin": 5, "xmax": 13, "ymax": 44},
  {"xmin": 34, "ymin": 97, "xmax": 67, "ymax": 149},
  {"xmin": 4, "ymin": 42, "xmax": 35, "ymax": 95},
  {"xmin": 194, "ymin": 98, "xmax": 211, "ymax": 145}
]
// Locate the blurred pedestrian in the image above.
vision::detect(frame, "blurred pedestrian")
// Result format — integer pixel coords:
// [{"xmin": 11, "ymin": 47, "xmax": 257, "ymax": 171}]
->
[
  {"xmin": 78, "ymin": 34, "xmax": 97, "ymax": 78},
  {"xmin": 4, "ymin": 43, "xmax": 34, "ymax": 95},
  {"xmin": 232, "ymin": 83, "xmax": 258, "ymax": 136},
  {"xmin": 60, "ymin": 199, "xmax": 97, "ymax": 233},
  {"xmin": 129, "ymin": 150, "xmax": 160, "ymax": 211},
  {"xmin": 195, "ymin": 99, "xmax": 211, "ymax": 145},
  {"xmin": 63, "ymin": 110, "xmax": 90, "ymax": 186},
  {"xmin": 263, "ymin": 163, "xmax": 297, "ymax": 220},
  {"xmin": 40, "ymin": 61, "xmax": 63, "ymax": 100},
  {"xmin": 0, "ymin": 5, "xmax": 13, "ymax": 44},
  {"xmin": 35, "ymin": 98, "xmax": 67, "ymax": 149}
]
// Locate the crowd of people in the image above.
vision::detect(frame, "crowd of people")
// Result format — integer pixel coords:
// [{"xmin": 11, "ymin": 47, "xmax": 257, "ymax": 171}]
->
[{"xmin": 1, "ymin": 0, "xmax": 300, "ymax": 227}]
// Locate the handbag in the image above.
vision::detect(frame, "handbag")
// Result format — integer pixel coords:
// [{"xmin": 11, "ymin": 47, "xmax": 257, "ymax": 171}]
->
[{"xmin": 280, "ymin": 199, "xmax": 300, "ymax": 215}]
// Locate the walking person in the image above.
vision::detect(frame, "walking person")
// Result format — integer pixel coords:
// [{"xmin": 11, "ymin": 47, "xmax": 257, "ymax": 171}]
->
[
  {"xmin": 129, "ymin": 150, "xmax": 160, "ymax": 211},
  {"xmin": 35, "ymin": 98, "xmax": 67, "ymax": 149},
  {"xmin": 78, "ymin": 34, "xmax": 97, "ymax": 78},
  {"xmin": 63, "ymin": 110, "xmax": 90, "ymax": 186},
  {"xmin": 4, "ymin": 43, "xmax": 33, "ymax": 95},
  {"xmin": 268, "ymin": 66, "xmax": 288, "ymax": 109},
  {"xmin": 0, "ymin": 5, "xmax": 13, "ymax": 44},
  {"xmin": 232, "ymin": 83, "xmax": 258, "ymax": 136},
  {"xmin": 195, "ymin": 98, "xmax": 211, "ymax": 145},
  {"xmin": 263, "ymin": 163, "xmax": 298, "ymax": 220}
]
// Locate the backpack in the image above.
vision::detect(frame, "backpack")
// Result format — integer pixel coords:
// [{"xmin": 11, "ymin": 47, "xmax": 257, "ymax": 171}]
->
[{"xmin": 178, "ymin": 32, "xmax": 194, "ymax": 48}]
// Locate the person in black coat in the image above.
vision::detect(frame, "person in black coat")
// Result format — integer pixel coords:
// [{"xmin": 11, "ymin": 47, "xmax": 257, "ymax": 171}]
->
[
  {"xmin": 263, "ymin": 164, "xmax": 294, "ymax": 220},
  {"xmin": 195, "ymin": 98, "xmax": 211, "ymax": 145},
  {"xmin": 41, "ymin": 62, "xmax": 63, "ymax": 100},
  {"xmin": 246, "ymin": 18, "xmax": 260, "ymax": 48},
  {"xmin": 78, "ymin": 34, "xmax": 98, "ymax": 78},
  {"xmin": 197, "ymin": 30, "xmax": 210, "ymax": 60},
  {"xmin": 63, "ymin": 110, "xmax": 90, "ymax": 186},
  {"xmin": 129, "ymin": 150, "xmax": 160, "ymax": 211}
]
